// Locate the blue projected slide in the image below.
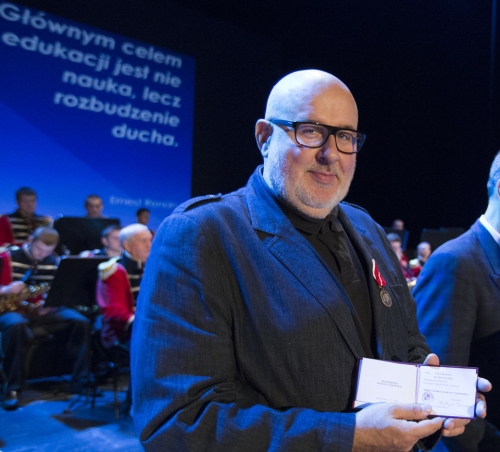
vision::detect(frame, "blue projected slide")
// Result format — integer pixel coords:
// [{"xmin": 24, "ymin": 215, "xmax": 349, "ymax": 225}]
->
[{"xmin": 0, "ymin": 1, "xmax": 195, "ymax": 230}]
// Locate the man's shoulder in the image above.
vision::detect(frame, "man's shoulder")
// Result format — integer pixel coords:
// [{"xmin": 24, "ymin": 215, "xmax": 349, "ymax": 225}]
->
[
  {"xmin": 8, "ymin": 246, "xmax": 24, "ymax": 261},
  {"xmin": 176, "ymin": 194, "xmax": 224, "ymax": 213},
  {"xmin": 6, "ymin": 210, "xmax": 51, "ymax": 224},
  {"xmin": 7, "ymin": 210, "xmax": 22, "ymax": 220},
  {"xmin": 0, "ymin": 246, "xmax": 10, "ymax": 263},
  {"xmin": 418, "ymin": 228, "xmax": 477, "ymax": 274},
  {"xmin": 339, "ymin": 201, "xmax": 378, "ymax": 227},
  {"xmin": 431, "ymin": 228, "xmax": 476, "ymax": 258},
  {"xmin": 98, "ymin": 257, "xmax": 126, "ymax": 282},
  {"xmin": 339, "ymin": 201, "xmax": 370, "ymax": 217},
  {"xmin": 172, "ymin": 189, "xmax": 247, "ymax": 219},
  {"xmin": 40, "ymin": 253, "xmax": 59, "ymax": 266},
  {"xmin": 33, "ymin": 213, "xmax": 52, "ymax": 223}
]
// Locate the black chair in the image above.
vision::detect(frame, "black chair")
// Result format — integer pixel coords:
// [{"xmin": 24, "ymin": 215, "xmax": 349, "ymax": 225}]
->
[
  {"xmin": 91, "ymin": 332, "xmax": 130, "ymax": 419},
  {"xmin": 0, "ymin": 332, "xmax": 8, "ymax": 402},
  {"xmin": 24, "ymin": 326, "xmax": 57, "ymax": 380}
]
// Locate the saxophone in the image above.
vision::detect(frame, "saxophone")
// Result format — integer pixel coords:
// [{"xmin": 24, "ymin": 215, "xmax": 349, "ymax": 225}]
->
[{"xmin": 0, "ymin": 283, "xmax": 50, "ymax": 314}]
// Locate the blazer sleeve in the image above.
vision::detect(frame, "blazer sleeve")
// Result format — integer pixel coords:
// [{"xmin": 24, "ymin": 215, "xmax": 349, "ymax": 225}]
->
[
  {"xmin": 414, "ymin": 240, "xmax": 500, "ymax": 449},
  {"xmin": 413, "ymin": 250, "xmax": 476, "ymax": 366},
  {"xmin": 131, "ymin": 213, "xmax": 356, "ymax": 452}
]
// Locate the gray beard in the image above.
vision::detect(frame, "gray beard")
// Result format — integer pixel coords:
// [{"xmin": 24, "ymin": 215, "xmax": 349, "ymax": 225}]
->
[{"xmin": 267, "ymin": 155, "xmax": 352, "ymax": 219}]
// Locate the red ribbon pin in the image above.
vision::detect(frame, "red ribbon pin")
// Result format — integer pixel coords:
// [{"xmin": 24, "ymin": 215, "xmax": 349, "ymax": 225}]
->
[{"xmin": 372, "ymin": 259, "xmax": 392, "ymax": 307}]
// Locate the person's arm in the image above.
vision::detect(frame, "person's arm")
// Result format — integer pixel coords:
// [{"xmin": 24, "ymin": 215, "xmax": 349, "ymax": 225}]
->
[
  {"xmin": 0, "ymin": 281, "xmax": 25, "ymax": 295},
  {"xmin": 414, "ymin": 251, "xmax": 476, "ymax": 365},
  {"xmin": 414, "ymin": 252, "xmax": 498, "ymax": 450}
]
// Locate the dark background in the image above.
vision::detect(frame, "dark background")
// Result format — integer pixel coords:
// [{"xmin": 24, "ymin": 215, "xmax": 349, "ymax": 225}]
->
[{"xmin": 13, "ymin": 0, "xmax": 500, "ymax": 248}]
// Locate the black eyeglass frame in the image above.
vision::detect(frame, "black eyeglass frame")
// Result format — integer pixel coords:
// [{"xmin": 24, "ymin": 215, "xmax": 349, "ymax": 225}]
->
[{"xmin": 268, "ymin": 119, "xmax": 366, "ymax": 154}]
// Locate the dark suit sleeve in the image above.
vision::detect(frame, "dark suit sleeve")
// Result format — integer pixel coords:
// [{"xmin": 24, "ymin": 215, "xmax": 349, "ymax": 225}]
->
[
  {"xmin": 131, "ymin": 213, "xmax": 356, "ymax": 452},
  {"xmin": 414, "ymin": 247, "xmax": 500, "ymax": 450},
  {"xmin": 413, "ymin": 250, "xmax": 476, "ymax": 366}
]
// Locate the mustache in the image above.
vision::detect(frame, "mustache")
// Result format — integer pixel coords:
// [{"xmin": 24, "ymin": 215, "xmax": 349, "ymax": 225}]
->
[{"xmin": 308, "ymin": 165, "xmax": 342, "ymax": 177}]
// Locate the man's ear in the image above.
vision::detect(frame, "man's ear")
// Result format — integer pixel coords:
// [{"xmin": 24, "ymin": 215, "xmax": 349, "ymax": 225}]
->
[
  {"xmin": 123, "ymin": 240, "xmax": 131, "ymax": 254},
  {"xmin": 255, "ymin": 120, "xmax": 273, "ymax": 158}
]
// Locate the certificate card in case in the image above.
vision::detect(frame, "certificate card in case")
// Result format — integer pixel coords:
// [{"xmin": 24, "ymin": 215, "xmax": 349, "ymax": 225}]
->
[{"xmin": 353, "ymin": 358, "xmax": 477, "ymax": 419}]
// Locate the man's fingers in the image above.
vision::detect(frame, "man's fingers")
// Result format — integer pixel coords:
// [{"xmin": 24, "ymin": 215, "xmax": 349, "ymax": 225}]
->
[
  {"xmin": 423, "ymin": 353, "xmax": 439, "ymax": 366},
  {"xmin": 477, "ymin": 377, "xmax": 492, "ymax": 393},
  {"xmin": 391, "ymin": 404, "xmax": 444, "ymax": 439},
  {"xmin": 441, "ymin": 417, "xmax": 468, "ymax": 437},
  {"xmin": 475, "ymin": 380, "xmax": 490, "ymax": 418},
  {"xmin": 402, "ymin": 416, "xmax": 443, "ymax": 439},
  {"xmin": 476, "ymin": 393, "xmax": 487, "ymax": 418},
  {"xmin": 392, "ymin": 403, "xmax": 433, "ymax": 421},
  {"xmin": 354, "ymin": 403, "xmax": 444, "ymax": 450}
]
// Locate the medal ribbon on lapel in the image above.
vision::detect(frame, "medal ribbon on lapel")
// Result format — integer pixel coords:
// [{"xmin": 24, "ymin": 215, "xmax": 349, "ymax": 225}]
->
[{"xmin": 372, "ymin": 259, "xmax": 392, "ymax": 307}]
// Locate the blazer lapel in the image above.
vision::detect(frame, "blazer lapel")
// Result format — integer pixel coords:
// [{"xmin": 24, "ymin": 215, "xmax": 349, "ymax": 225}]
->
[
  {"xmin": 246, "ymin": 169, "xmax": 365, "ymax": 358},
  {"xmin": 266, "ymin": 232, "xmax": 366, "ymax": 358},
  {"xmin": 338, "ymin": 206, "xmax": 410, "ymax": 360}
]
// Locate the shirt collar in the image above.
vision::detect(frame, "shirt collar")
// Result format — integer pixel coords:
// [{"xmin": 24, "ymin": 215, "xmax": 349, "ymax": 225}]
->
[
  {"xmin": 16, "ymin": 209, "xmax": 35, "ymax": 219},
  {"xmin": 479, "ymin": 215, "xmax": 500, "ymax": 246},
  {"xmin": 123, "ymin": 250, "xmax": 144, "ymax": 269}
]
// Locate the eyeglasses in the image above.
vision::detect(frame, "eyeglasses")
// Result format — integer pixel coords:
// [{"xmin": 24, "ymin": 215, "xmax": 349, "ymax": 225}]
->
[{"xmin": 269, "ymin": 119, "xmax": 366, "ymax": 154}]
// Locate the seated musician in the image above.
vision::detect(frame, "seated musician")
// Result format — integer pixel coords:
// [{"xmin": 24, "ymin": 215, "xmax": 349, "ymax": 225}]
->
[
  {"xmin": 84, "ymin": 194, "xmax": 106, "ymax": 218},
  {"xmin": 0, "ymin": 227, "xmax": 89, "ymax": 411},
  {"xmin": 96, "ymin": 223, "xmax": 152, "ymax": 416},
  {"xmin": 0, "ymin": 248, "xmax": 25, "ymax": 410},
  {"xmin": 96, "ymin": 224, "xmax": 152, "ymax": 349},
  {"xmin": 79, "ymin": 225, "xmax": 122, "ymax": 258},
  {"xmin": 6, "ymin": 187, "xmax": 52, "ymax": 245}
]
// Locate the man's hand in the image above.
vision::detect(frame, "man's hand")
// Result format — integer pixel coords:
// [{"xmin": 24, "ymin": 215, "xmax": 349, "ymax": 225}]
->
[
  {"xmin": 0, "ymin": 281, "xmax": 25, "ymax": 295},
  {"xmin": 353, "ymin": 402, "xmax": 443, "ymax": 451},
  {"xmin": 423, "ymin": 353, "xmax": 492, "ymax": 437}
]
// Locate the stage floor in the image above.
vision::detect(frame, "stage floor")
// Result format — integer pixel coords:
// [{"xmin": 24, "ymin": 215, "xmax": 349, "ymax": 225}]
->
[{"xmin": 0, "ymin": 376, "xmax": 142, "ymax": 451}]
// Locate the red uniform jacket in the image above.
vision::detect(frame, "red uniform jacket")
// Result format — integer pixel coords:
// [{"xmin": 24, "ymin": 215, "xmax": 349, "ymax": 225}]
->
[
  {"xmin": 96, "ymin": 260, "xmax": 135, "ymax": 348},
  {"xmin": 0, "ymin": 249, "xmax": 12, "ymax": 286},
  {"xmin": 0, "ymin": 215, "xmax": 14, "ymax": 247}
]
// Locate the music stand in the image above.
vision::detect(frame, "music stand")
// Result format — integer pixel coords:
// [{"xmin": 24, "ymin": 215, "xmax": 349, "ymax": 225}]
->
[
  {"xmin": 43, "ymin": 256, "xmax": 108, "ymax": 413},
  {"xmin": 53, "ymin": 217, "xmax": 120, "ymax": 255},
  {"xmin": 44, "ymin": 256, "xmax": 108, "ymax": 309}
]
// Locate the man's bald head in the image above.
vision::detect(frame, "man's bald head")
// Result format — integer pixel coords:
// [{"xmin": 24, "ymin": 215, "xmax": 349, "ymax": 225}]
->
[
  {"xmin": 255, "ymin": 69, "xmax": 360, "ymax": 219},
  {"xmin": 264, "ymin": 70, "xmax": 357, "ymax": 123}
]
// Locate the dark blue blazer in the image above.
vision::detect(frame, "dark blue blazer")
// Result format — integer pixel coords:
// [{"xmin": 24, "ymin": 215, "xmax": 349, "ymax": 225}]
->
[
  {"xmin": 132, "ymin": 167, "xmax": 429, "ymax": 451},
  {"xmin": 414, "ymin": 220, "xmax": 500, "ymax": 450}
]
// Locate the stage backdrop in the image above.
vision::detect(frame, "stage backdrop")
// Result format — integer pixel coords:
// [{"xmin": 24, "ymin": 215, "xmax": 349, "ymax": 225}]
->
[{"xmin": 0, "ymin": 1, "xmax": 195, "ymax": 230}]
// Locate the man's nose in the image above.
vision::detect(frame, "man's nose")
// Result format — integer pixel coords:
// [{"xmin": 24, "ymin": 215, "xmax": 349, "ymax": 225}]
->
[{"xmin": 315, "ymin": 135, "xmax": 340, "ymax": 164}]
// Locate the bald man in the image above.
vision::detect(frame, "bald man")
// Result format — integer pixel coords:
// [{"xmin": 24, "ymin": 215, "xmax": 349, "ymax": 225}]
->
[{"xmin": 132, "ymin": 70, "xmax": 489, "ymax": 451}]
